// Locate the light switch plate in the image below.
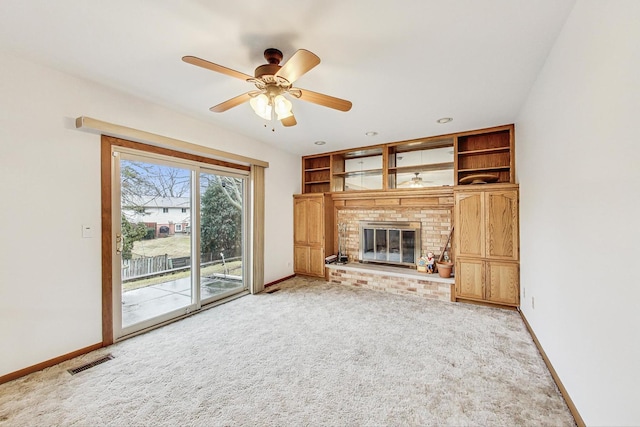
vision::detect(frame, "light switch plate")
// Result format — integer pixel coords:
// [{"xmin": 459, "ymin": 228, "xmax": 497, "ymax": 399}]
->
[{"xmin": 82, "ymin": 225, "xmax": 94, "ymax": 238}]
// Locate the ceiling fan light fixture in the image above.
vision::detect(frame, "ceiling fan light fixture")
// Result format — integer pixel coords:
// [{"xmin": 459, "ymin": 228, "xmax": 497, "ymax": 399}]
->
[
  {"xmin": 250, "ymin": 94, "xmax": 272, "ymax": 120},
  {"xmin": 274, "ymin": 94, "xmax": 293, "ymax": 120},
  {"xmin": 410, "ymin": 172, "xmax": 423, "ymax": 188}
]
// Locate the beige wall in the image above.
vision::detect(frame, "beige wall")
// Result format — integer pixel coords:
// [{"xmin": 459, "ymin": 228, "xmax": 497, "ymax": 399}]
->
[
  {"xmin": 0, "ymin": 51, "xmax": 300, "ymax": 377},
  {"xmin": 516, "ymin": 1, "xmax": 640, "ymax": 424}
]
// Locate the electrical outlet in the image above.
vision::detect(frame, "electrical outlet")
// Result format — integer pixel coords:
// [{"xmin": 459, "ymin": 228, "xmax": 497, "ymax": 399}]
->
[{"xmin": 531, "ymin": 296, "xmax": 535, "ymax": 309}]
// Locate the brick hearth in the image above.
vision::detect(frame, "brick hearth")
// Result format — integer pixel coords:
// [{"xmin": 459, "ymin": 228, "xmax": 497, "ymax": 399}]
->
[{"xmin": 326, "ymin": 263, "xmax": 454, "ymax": 303}]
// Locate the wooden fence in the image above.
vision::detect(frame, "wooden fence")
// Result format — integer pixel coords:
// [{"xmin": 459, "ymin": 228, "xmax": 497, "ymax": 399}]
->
[
  {"xmin": 121, "ymin": 254, "xmax": 241, "ymax": 281},
  {"xmin": 121, "ymin": 254, "xmax": 168, "ymax": 280}
]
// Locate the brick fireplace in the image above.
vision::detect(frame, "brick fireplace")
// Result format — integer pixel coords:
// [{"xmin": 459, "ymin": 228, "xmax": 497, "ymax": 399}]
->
[
  {"xmin": 327, "ymin": 189, "xmax": 456, "ymax": 302},
  {"xmin": 335, "ymin": 205, "xmax": 453, "ymax": 264}
]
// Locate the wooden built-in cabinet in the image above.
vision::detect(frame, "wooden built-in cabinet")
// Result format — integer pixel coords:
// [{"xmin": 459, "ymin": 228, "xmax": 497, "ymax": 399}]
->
[
  {"xmin": 301, "ymin": 124, "xmax": 514, "ymax": 193},
  {"xmin": 293, "ymin": 193, "xmax": 334, "ymax": 277},
  {"xmin": 454, "ymin": 184, "xmax": 519, "ymax": 307}
]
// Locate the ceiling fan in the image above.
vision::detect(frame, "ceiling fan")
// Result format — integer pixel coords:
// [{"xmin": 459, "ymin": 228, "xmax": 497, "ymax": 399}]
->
[
  {"xmin": 398, "ymin": 172, "xmax": 432, "ymax": 188},
  {"xmin": 182, "ymin": 48, "xmax": 352, "ymax": 127}
]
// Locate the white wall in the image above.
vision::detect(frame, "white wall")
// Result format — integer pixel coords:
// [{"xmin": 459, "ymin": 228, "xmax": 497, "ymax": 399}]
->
[
  {"xmin": 0, "ymin": 52, "xmax": 299, "ymax": 377},
  {"xmin": 516, "ymin": 1, "xmax": 640, "ymax": 425}
]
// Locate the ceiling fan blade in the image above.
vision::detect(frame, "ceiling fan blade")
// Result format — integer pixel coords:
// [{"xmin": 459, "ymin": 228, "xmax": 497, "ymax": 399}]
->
[
  {"xmin": 275, "ymin": 49, "xmax": 320, "ymax": 84},
  {"xmin": 209, "ymin": 92, "xmax": 252, "ymax": 113},
  {"xmin": 297, "ymin": 88, "xmax": 352, "ymax": 112},
  {"xmin": 281, "ymin": 114, "xmax": 297, "ymax": 127},
  {"xmin": 182, "ymin": 56, "xmax": 253, "ymax": 81}
]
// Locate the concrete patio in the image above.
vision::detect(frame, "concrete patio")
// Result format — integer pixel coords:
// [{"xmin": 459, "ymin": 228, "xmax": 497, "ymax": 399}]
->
[{"xmin": 122, "ymin": 275, "xmax": 244, "ymax": 327}]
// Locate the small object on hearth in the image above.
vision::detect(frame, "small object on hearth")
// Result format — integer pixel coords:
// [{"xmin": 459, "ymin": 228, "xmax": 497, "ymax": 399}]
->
[
  {"xmin": 325, "ymin": 254, "xmax": 337, "ymax": 264},
  {"xmin": 417, "ymin": 252, "xmax": 435, "ymax": 273},
  {"xmin": 426, "ymin": 252, "xmax": 435, "ymax": 273},
  {"xmin": 436, "ymin": 262, "xmax": 454, "ymax": 278},
  {"xmin": 459, "ymin": 173, "xmax": 499, "ymax": 185}
]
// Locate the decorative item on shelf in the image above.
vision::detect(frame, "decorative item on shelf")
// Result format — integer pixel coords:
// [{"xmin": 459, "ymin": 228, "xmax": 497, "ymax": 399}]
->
[
  {"xmin": 336, "ymin": 223, "xmax": 348, "ymax": 264},
  {"xmin": 459, "ymin": 173, "xmax": 500, "ymax": 185},
  {"xmin": 436, "ymin": 262, "xmax": 454, "ymax": 278}
]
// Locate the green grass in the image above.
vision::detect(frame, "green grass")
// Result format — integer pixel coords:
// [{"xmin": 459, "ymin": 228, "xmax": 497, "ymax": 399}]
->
[
  {"xmin": 131, "ymin": 234, "xmax": 191, "ymax": 258},
  {"xmin": 122, "ymin": 260, "xmax": 243, "ymax": 291}
]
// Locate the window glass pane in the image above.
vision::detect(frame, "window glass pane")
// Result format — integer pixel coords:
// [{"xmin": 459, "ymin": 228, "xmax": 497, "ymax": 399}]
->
[{"xmin": 199, "ymin": 172, "xmax": 245, "ymax": 302}]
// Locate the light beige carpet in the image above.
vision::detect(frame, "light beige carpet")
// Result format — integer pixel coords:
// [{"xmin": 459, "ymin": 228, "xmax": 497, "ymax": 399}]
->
[{"xmin": 0, "ymin": 276, "xmax": 575, "ymax": 426}]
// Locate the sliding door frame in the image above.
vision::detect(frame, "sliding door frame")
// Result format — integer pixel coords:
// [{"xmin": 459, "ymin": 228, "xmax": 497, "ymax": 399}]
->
[{"xmin": 101, "ymin": 135, "xmax": 260, "ymax": 345}]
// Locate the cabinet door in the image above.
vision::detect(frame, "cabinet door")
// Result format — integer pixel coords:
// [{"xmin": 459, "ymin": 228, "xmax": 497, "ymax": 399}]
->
[
  {"xmin": 294, "ymin": 198, "xmax": 308, "ymax": 245},
  {"xmin": 293, "ymin": 245, "xmax": 309, "ymax": 274},
  {"xmin": 485, "ymin": 190, "xmax": 518, "ymax": 260},
  {"xmin": 309, "ymin": 246, "xmax": 326, "ymax": 277},
  {"xmin": 455, "ymin": 192, "xmax": 484, "ymax": 258},
  {"xmin": 456, "ymin": 258, "xmax": 484, "ymax": 300},
  {"xmin": 486, "ymin": 261, "xmax": 519, "ymax": 305},
  {"xmin": 306, "ymin": 197, "xmax": 324, "ymax": 246}
]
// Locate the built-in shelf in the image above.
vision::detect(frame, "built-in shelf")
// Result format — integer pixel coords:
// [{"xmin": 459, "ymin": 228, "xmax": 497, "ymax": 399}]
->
[
  {"xmin": 458, "ymin": 146, "xmax": 510, "ymax": 155},
  {"xmin": 333, "ymin": 169, "xmax": 383, "ymax": 177},
  {"xmin": 389, "ymin": 162, "xmax": 455, "ymax": 174},
  {"xmin": 301, "ymin": 124, "xmax": 515, "ymax": 193},
  {"xmin": 458, "ymin": 166, "xmax": 511, "ymax": 173}
]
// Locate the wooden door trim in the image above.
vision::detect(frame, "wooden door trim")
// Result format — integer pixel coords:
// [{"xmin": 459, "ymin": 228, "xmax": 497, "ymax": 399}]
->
[
  {"xmin": 101, "ymin": 135, "xmax": 253, "ymax": 345},
  {"xmin": 101, "ymin": 138, "xmax": 114, "ymax": 345}
]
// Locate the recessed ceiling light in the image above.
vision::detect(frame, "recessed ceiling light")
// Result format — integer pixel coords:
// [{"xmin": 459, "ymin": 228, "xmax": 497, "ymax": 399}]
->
[
  {"xmin": 314, "ymin": 140, "xmax": 326, "ymax": 145},
  {"xmin": 437, "ymin": 117, "xmax": 453, "ymax": 124},
  {"xmin": 365, "ymin": 131, "xmax": 378, "ymax": 137}
]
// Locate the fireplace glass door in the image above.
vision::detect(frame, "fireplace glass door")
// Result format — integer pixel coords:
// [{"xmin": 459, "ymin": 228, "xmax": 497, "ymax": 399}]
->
[{"xmin": 360, "ymin": 222, "xmax": 421, "ymax": 267}]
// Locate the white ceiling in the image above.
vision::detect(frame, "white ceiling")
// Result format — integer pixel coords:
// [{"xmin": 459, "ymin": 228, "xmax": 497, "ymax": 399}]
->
[{"xmin": 0, "ymin": 0, "xmax": 575, "ymax": 156}]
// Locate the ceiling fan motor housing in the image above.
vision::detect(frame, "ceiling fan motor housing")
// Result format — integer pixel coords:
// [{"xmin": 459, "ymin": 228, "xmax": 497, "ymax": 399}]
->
[
  {"xmin": 255, "ymin": 48, "xmax": 283, "ymax": 78},
  {"xmin": 254, "ymin": 63, "xmax": 281, "ymax": 78}
]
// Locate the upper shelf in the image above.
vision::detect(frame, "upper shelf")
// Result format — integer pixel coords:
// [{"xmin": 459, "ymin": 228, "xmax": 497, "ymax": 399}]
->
[
  {"xmin": 458, "ymin": 146, "xmax": 510, "ymax": 155},
  {"xmin": 301, "ymin": 124, "xmax": 515, "ymax": 193}
]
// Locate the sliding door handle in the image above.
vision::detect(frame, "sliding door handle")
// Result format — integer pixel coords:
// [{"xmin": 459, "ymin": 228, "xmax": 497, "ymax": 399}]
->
[{"xmin": 115, "ymin": 233, "xmax": 123, "ymax": 255}]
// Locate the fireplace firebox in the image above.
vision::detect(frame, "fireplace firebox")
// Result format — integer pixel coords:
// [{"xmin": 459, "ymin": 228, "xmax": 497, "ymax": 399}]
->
[{"xmin": 359, "ymin": 221, "xmax": 421, "ymax": 267}]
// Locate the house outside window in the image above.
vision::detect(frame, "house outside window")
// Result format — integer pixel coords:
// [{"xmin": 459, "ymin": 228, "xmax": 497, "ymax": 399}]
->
[
  {"xmin": 181, "ymin": 208, "xmax": 187, "ymax": 213},
  {"xmin": 163, "ymin": 208, "xmax": 169, "ymax": 213},
  {"xmin": 175, "ymin": 223, "xmax": 183, "ymax": 232}
]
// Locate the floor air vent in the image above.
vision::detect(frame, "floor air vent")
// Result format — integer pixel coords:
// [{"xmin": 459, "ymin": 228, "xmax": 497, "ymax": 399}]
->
[{"xmin": 67, "ymin": 354, "xmax": 114, "ymax": 375}]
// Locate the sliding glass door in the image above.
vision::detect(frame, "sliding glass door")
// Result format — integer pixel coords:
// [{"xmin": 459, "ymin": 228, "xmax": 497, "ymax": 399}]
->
[
  {"xmin": 113, "ymin": 149, "xmax": 248, "ymax": 339},
  {"xmin": 199, "ymin": 170, "xmax": 246, "ymax": 303}
]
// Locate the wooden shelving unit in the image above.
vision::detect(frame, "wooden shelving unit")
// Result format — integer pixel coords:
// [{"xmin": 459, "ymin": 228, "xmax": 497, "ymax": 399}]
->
[
  {"xmin": 301, "ymin": 124, "xmax": 515, "ymax": 193},
  {"xmin": 455, "ymin": 124, "xmax": 515, "ymax": 185},
  {"xmin": 331, "ymin": 147, "xmax": 384, "ymax": 192},
  {"xmin": 303, "ymin": 155, "xmax": 331, "ymax": 193}
]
